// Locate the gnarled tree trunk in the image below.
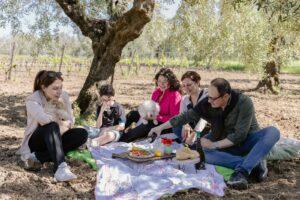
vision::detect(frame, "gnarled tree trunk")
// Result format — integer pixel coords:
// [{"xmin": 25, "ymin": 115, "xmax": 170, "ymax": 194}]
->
[
  {"xmin": 252, "ymin": 60, "xmax": 280, "ymax": 94},
  {"xmin": 56, "ymin": 0, "xmax": 155, "ymax": 114},
  {"xmin": 250, "ymin": 36, "xmax": 283, "ymax": 94}
]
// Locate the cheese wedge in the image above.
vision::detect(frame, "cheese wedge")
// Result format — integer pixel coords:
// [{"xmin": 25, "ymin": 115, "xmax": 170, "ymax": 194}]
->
[{"xmin": 176, "ymin": 147, "xmax": 199, "ymax": 160}]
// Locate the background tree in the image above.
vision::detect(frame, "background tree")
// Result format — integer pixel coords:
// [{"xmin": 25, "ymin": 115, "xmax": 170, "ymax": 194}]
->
[
  {"xmin": 233, "ymin": 0, "xmax": 300, "ymax": 93},
  {"xmin": 56, "ymin": 0, "xmax": 155, "ymax": 114},
  {"xmin": 164, "ymin": 0, "xmax": 270, "ymax": 71},
  {"xmin": 1, "ymin": 0, "xmax": 299, "ymax": 99},
  {"xmin": 169, "ymin": 0, "xmax": 228, "ymax": 68},
  {"xmin": 1, "ymin": 0, "xmax": 156, "ymax": 114}
]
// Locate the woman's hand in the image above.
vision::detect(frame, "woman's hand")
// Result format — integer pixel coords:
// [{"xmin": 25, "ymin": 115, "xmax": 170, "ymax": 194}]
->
[
  {"xmin": 148, "ymin": 125, "xmax": 163, "ymax": 137},
  {"xmin": 65, "ymin": 120, "xmax": 72, "ymax": 129},
  {"xmin": 181, "ymin": 124, "xmax": 191, "ymax": 141},
  {"xmin": 61, "ymin": 120, "xmax": 72, "ymax": 129},
  {"xmin": 148, "ymin": 121, "xmax": 172, "ymax": 137},
  {"xmin": 59, "ymin": 120, "xmax": 72, "ymax": 134}
]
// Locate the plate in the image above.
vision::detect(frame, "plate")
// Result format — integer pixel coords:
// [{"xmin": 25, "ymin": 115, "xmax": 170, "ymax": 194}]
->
[{"xmin": 128, "ymin": 149, "xmax": 155, "ymax": 159}]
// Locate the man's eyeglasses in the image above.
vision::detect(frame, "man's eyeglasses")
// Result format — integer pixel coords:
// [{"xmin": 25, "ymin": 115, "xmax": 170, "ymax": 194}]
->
[{"xmin": 208, "ymin": 95, "xmax": 223, "ymax": 101}]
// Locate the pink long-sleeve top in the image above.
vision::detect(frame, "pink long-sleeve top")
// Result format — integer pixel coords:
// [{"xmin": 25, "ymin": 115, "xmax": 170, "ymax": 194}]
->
[{"xmin": 151, "ymin": 88, "xmax": 182, "ymax": 123}]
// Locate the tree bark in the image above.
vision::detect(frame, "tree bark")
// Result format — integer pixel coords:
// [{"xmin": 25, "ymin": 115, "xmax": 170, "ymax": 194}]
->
[
  {"xmin": 58, "ymin": 44, "xmax": 65, "ymax": 72},
  {"xmin": 6, "ymin": 42, "xmax": 16, "ymax": 81},
  {"xmin": 56, "ymin": 0, "xmax": 155, "ymax": 114},
  {"xmin": 248, "ymin": 60, "xmax": 279, "ymax": 94},
  {"xmin": 251, "ymin": 36, "xmax": 282, "ymax": 94}
]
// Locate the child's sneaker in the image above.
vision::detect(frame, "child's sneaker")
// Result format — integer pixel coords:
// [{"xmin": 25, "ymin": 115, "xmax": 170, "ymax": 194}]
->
[{"xmin": 54, "ymin": 162, "xmax": 77, "ymax": 182}]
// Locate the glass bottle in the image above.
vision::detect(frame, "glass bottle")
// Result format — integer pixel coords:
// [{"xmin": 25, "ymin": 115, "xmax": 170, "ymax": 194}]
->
[
  {"xmin": 195, "ymin": 131, "xmax": 206, "ymax": 170},
  {"xmin": 153, "ymin": 138, "xmax": 164, "ymax": 157}
]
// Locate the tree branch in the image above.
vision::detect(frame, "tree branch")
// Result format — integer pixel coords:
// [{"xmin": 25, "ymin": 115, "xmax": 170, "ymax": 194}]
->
[
  {"xmin": 112, "ymin": 0, "xmax": 155, "ymax": 46},
  {"xmin": 55, "ymin": 0, "xmax": 107, "ymax": 39}
]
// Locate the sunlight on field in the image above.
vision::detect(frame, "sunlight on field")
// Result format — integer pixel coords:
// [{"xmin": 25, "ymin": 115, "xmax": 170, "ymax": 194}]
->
[{"xmin": 1, "ymin": 54, "xmax": 299, "ymax": 75}]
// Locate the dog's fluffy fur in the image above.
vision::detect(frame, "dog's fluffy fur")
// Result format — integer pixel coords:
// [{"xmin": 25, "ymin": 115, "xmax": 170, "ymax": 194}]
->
[
  {"xmin": 138, "ymin": 100, "xmax": 160, "ymax": 125},
  {"xmin": 44, "ymin": 100, "xmax": 70, "ymax": 134}
]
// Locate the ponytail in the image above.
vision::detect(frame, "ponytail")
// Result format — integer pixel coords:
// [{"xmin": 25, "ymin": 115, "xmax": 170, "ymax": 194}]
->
[{"xmin": 33, "ymin": 70, "xmax": 47, "ymax": 92}]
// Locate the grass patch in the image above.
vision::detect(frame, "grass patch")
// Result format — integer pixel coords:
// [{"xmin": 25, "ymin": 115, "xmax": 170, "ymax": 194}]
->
[
  {"xmin": 1, "ymin": 53, "xmax": 299, "ymax": 74},
  {"xmin": 73, "ymin": 102, "xmax": 96, "ymax": 127},
  {"xmin": 281, "ymin": 66, "xmax": 300, "ymax": 74},
  {"xmin": 74, "ymin": 115, "xmax": 95, "ymax": 127},
  {"xmin": 215, "ymin": 61, "xmax": 246, "ymax": 71},
  {"xmin": 281, "ymin": 60, "xmax": 300, "ymax": 74}
]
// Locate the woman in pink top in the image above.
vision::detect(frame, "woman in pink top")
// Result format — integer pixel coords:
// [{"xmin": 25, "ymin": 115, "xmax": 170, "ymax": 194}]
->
[{"xmin": 119, "ymin": 68, "xmax": 181, "ymax": 142}]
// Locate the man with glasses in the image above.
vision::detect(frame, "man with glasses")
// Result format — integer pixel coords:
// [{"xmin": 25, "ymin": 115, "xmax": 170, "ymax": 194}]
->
[{"xmin": 149, "ymin": 78, "xmax": 280, "ymax": 189}]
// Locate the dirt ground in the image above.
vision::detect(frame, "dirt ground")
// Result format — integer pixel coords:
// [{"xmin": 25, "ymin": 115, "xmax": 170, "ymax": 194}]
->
[{"xmin": 0, "ymin": 67, "xmax": 299, "ymax": 199}]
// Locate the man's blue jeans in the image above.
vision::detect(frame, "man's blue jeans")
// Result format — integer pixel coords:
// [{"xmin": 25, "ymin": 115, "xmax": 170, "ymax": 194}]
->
[
  {"xmin": 173, "ymin": 126, "xmax": 183, "ymax": 141},
  {"xmin": 204, "ymin": 126, "xmax": 280, "ymax": 174}
]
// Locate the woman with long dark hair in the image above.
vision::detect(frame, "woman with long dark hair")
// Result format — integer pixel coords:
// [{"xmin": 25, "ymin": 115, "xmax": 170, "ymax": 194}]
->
[
  {"xmin": 119, "ymin": 68, "xmax": 182, "ymax": 142},
  {"xmin": 18, "ymin": 70, "xmax": 88, "ymax": 182}
]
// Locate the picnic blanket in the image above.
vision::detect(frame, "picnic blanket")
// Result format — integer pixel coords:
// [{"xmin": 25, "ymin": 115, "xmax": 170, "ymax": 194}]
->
[{"xmin": 89, "ymin": 138, "xmax": 226, "ymax": 199}]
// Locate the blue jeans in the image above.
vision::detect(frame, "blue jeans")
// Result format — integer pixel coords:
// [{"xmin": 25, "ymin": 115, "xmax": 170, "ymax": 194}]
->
[
  {"xmin": 204, "ymin": 126, "xmax": 280, "ymax": 174},
  {"xmin": 173, "ymin": 126, "xmax": 183, "ymax": 141}
]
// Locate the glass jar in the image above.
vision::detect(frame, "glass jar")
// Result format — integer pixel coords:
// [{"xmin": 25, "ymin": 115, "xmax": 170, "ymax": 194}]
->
[
  {"xmin": 164, "ymin": 144, "xmax": 172, "ymax": 155},
  {"xmin": 153, "ymin": 138, "xmax": 164, "ymax": 157}
]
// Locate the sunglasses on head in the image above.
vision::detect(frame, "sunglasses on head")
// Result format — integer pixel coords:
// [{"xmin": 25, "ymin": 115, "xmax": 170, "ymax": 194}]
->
[{"xmin": 47, "ymin": 71, "xmax": 62, "ymax": 78}]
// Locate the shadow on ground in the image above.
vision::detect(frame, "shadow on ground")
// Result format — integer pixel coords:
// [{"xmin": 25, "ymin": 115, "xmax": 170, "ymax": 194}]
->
[{"xmin": 0, "ymin": 93, "xmax": 27, "ymax": 128}]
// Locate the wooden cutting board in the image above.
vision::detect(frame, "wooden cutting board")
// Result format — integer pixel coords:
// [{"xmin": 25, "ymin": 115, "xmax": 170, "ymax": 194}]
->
[{"xmin": 112, "ymin": 152, "xmax": 175, "ymax": 163}]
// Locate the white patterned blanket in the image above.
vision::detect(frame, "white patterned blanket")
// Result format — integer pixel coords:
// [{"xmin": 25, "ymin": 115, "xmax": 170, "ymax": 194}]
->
[{"xmin": 90, "ymin": 139, "xmax": 226, "ymax": 200}]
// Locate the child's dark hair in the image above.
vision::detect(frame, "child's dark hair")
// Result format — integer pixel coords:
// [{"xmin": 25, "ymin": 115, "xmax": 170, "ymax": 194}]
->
[
  {"xmin": 99, "ymin": 84, "xmax": 115, "ymax": 96},
  {"xmin": 33, "ymin": 70, "xmax": 63, "ymax": 92}
]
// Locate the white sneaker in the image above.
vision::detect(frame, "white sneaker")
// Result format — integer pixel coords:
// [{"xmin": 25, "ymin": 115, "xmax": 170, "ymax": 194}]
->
[
  {"xmin": 23, "ymin": 152, "xmax": 42, "ymax": 171},
  {"xmin": 54, "ymin": 162, "xmax": 77, "ymax": 182}
]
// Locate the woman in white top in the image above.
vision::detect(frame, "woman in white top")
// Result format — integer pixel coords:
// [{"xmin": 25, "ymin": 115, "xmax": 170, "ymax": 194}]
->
[
  {"xmin": 18, "ymin": 70, "xmax": 88, "ymax": 182},
  {"xmin": 173, "ymin": 71, "xmax": 208, "ymax": 144}
]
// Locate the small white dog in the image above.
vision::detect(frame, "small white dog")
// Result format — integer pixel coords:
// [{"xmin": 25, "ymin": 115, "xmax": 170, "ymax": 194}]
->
[
  {"xmin": 44, "ymin": 100, "xmax": 70, "ymax": 134},
  {"xmin": 138, "ymin": 100, "xmax": 160, "ymax": 125}
]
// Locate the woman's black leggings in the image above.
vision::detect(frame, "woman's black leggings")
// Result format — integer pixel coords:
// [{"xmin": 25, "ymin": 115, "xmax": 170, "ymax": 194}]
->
[{"xmin": 28, "ymin": 122, "xmax": 88, "ymax": 171}]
